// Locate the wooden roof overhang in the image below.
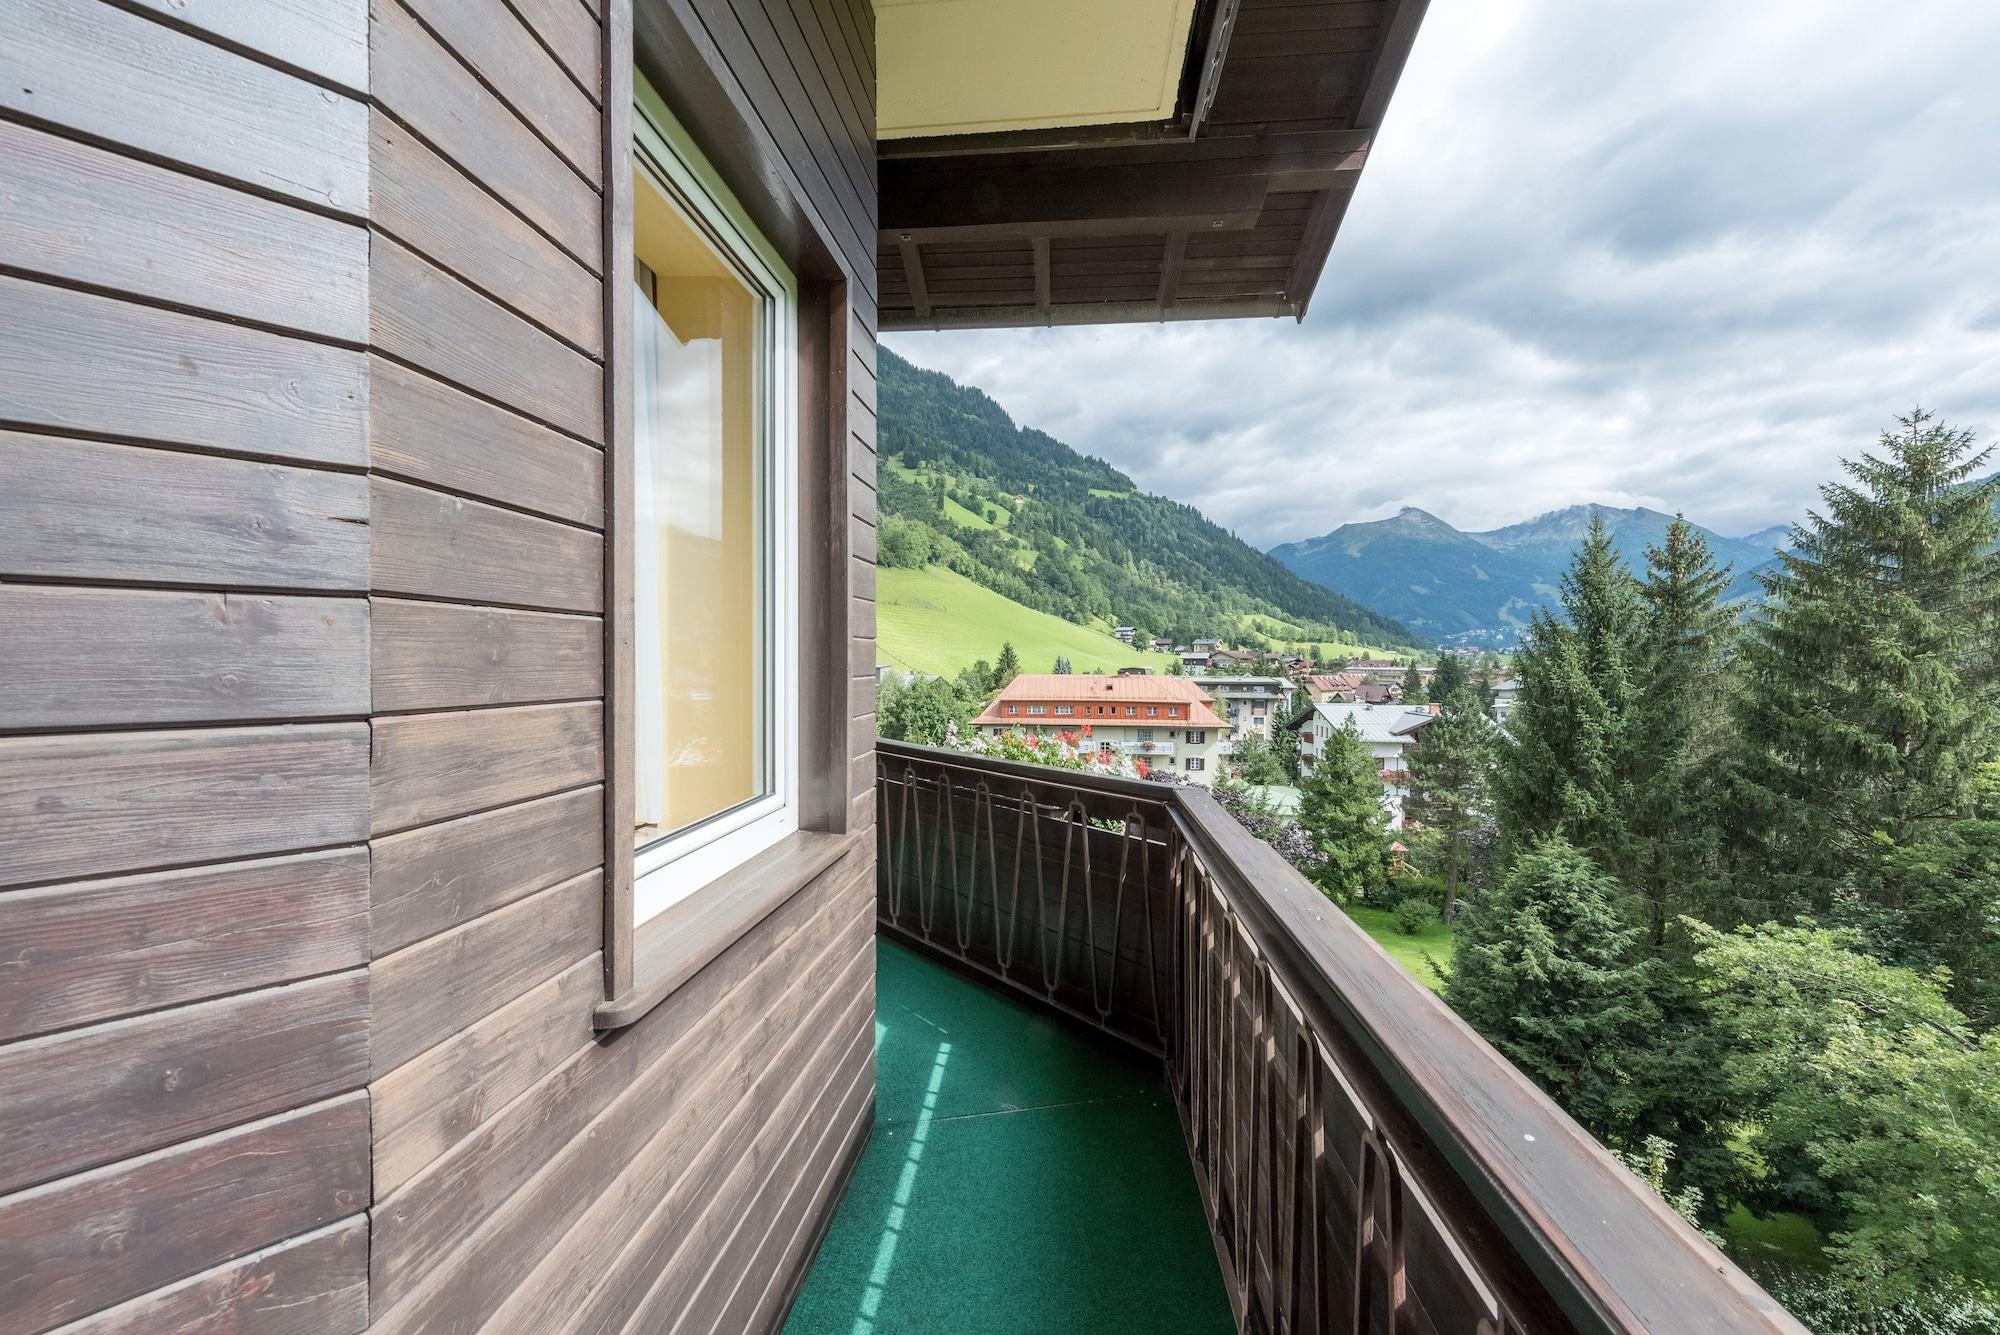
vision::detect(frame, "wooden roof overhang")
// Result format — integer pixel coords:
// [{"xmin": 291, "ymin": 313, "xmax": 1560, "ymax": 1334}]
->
[{"xmin": 877, "ymin": 0, "xmax": 1429, "ymax": 331}]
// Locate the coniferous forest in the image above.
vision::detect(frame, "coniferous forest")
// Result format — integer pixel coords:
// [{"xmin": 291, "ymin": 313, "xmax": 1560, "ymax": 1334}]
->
[{"xmin": 1402, "ymin": 412, "xmax": 2000, "ymax": 1330}]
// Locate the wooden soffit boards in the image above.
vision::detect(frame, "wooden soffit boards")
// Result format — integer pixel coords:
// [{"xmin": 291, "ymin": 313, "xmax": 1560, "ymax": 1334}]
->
[{"xmin": 874, "ymin": 0, "xmax": 1431, "ymax": 331}]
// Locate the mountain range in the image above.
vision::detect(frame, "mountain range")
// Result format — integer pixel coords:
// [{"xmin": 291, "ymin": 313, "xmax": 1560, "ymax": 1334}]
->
[{"xmin": 1268, "ymin": 504, "xmax": 1789, "ymax": 647}]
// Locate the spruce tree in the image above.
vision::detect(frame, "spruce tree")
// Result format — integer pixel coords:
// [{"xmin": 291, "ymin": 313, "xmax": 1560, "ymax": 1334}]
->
[
  {"xmin": 1495, "ymin": 517, "xmax": 1643, "ymax": 867},
  {"xmin": 992, "ymin": 641, "xmax": 1022, "ymax": 687},
  {"xmin": 1297, "ymin": 722, "xmax": 1388, "ymax": 898},
  {"xmin": 1731, "ymin": 410, "xmax": 2000, "ymax": 934},
  {"xmin": 1445, "ymin": 837, "xmax": 1656, "ymax": 1141},
  {"xmin": 1431, "ymin": 654, "xmax": 1469, "ymax": 702},
  {"xmin": 1401, "ymin": 663, "xmax": 1427, "ymax": 704},
  {"xmin": 1405, "ymin": 691, "xmax": 1500, "ymax": 920},
  {"xmin": 1628, "ymin": 516, "xmax": 1735, "ymax": 943}
]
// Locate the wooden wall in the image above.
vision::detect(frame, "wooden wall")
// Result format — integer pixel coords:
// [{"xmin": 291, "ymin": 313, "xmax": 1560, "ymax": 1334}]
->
[{"xmin": 0, "ymin": 0, "xmax": 878, "ymax": 1331}]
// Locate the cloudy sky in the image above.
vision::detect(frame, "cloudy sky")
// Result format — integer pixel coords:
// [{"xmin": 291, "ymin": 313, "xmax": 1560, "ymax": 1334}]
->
[{"xmin": 885, "ymin": 0, "xmax": 2000, "ymax": 548}]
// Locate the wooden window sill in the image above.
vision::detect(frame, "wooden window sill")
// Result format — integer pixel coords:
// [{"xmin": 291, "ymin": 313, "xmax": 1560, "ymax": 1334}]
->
[{"xmin": 595, "ymin": 828, "xmax": 859, "ymax": 1030}]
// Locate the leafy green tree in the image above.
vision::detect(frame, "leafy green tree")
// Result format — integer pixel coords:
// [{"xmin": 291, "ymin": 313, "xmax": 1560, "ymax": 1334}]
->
[
  {"xmin": 1401, "ymin": 663, "xmax": 1427, "ymax": 704},
  {"xmin": 1627, "ymin": 516, "xmax": 1736, "ymax": 943},
  {"xmin": 956, "ymin": 660, "xmax": 994, "ymax": 699},
  {"xmin": 1495, "ymin": 517, "xmax": 1643, "ymax": 869},
  {"xmin": 1691, "ymin": 919, "xmax": 2000, "ymax": 1314},
  {"xmin": 879, "ymin": 676, "xmax": 974, "ymax": 746},
  {"xmin": 1298, "ymin": 722, "xmax": 1389, "ymax": 898},
  {"xmin": 1404, "ymin": 693, "xmax": 1499, "ymax": 920},
  {"xmin": 877, "ymin": 514, "xmax": 939, "ymax": 568},
  {"xmin": 1869, "ymin": 761, "xmax": 2000, "ymax": 1025},
  {"xmin": 992, "ymin": 641, "xmax": 1022, "ymax": 688},
  {"xmin": 1731, "ymin": 411, "xmax": 2000, "ymax": 937},
  {"xmin": 1445, "ymin": 838, "xmax": 1656, "ymax": 1140}
]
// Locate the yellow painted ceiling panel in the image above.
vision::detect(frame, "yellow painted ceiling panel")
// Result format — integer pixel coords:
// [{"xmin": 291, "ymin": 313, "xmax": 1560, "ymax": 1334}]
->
[{"xmin": 876, "ymin": 0, "xmax": 1198, "ymax": 139}]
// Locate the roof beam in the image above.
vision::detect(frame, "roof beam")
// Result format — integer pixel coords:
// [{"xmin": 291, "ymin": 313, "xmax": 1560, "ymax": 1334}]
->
[
  {"xmin": 1032, "ymin": 237, "xmax": 1050, "ymax": 314},
  {"xmin": 1186, "ymin": 0, "xmax": 1241, "ymax": 139},
  {"xmin": 1355, "ymin": 0, "xmax": 1430, "ymax": 129},
  {"xmin": 1157, "ymin": 231, "xmax": 1187, "ymax": 311},
  {"xmin": 897, "ymin": 237, "xmax": 931, "ymax": 319},
  {"xmin": 883, "ymin": 294, "xmax": 1295, "ymax": 332},
  {"xmin": 882, "ymin": 165, "xmax": 1268, "ymax": 244}
]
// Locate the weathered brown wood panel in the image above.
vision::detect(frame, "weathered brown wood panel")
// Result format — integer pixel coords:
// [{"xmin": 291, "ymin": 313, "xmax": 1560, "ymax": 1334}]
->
[
  {"xmin": 0, "ymin": 435, "xmax": 369, "ymax": 591},
  {"xmin": 371, "ymin": 598, "xmax": 601, "ymax": 713},
  {"xmin": 370, "ymin": 786, "xmax": 605, "ymax": 954},
  {"xmin": 370, "ymin": 477, "xmax": 605, "ymax": 613},
  {"xmin": 368, "ymin": 701, "xmax": 604, "ymax": 835},
  {"xmin": 0, "ymin": 972, "xmax": 369, "ymax": 1194},
  {"xmin": 0, "ymin": 1094, "xmax": 369, "ymax": 1334},
  {"xmin": 0, "ymin": 0, "xmax": 368, "ymax": 214},
  {"xmin": 0, "ymin": 282, "xmax": 369, "ymax": 468},
  {"xmin": 50, "ymin": 1217, "xmax": 369, "ymax": 1335},
  {"xmin": 0, "ymin": 726, "xmax": 369, "ymax": 890},
  {"xmin": 0, "ymin": 588, "xmax": 369, "ymax": 729},
  {"xmin": 123, "ymin": 0, "xmax": 371, "ymax": 91},
  {"xmin": 0, "ymin": 850, "xmax": 369, "ymax": 1042}
]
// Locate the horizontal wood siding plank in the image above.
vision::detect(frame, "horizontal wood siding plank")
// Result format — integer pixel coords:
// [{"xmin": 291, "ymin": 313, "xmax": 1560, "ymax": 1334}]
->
[
  {"xmin": 369, "ymin": 114, "xmax": 604, "ymax": 358},
  {"xmin": 400, "ymin": 0, "xmax": 601, "ymax": 183},
  {"xmin": 371, "ymin": 235, "xmax": 604, "ymax": 442},
  {"xmin": 0, "ymin": 435, "xmax": 369, "ymax": 591},
  {"xmin": 370, "ymin": 477, "xmax": 604, "ymax": 612},
  {"xmin": 0, "ymin": 280, "xmax": 368, "ymax": 468},
  {"xmin": 0, "ymin": 850, "xmax": 369, "ymax": 1042},
  {"xmin": 370, "ymin": 785, "xmax": 603, "ymax": 954},
  {"xmin": 49, "ymin": 1216, "xmax": 368, "ymax": 1335},
  {"xmin": 368, "ymin": 701, "xmax": 604, "ymax": 835},
  {"xmin": 371, "ymin": 955, "xmax": 601, "ymax": 1195},
  {"xmin": 0, "ymin": 588, "xmax": 368, "ymax": 729},
  {"xmin": 0, "ymin": 972, "xmax": 369, "ymax": 1195},
  {"xmin": 486, "ymin": 958, "xmax": 871, "ymax": 1335},
  {"xmin": 370, "ymin": 890, "xmax": 870, "ymax": 1331},
  {"xmin": 371, "ymin": 0, "xmax": 602, "ymax": 271},
  {"xmin": 0, "ymin": 1093, "xmax": 369, "ymax": 1334},
  {"xmin": 0, "ymin": 0, "xmax": 367, "ymax": 214},
  {"xmin": 124, "ymin": 0, "xmax": 369, "ymax": 91},
  {"xmin": 369, "ymin": 356, "xmax": 604, "ymax": 526},
  {"xmin": 507, "ymin": 0, "xmax": 603, "ymax": 96},
  {"xmin": 365, "ymin": 867, "xmax": 858, "ymax": 1322},
  {"xmin": 0, "ymin": 120, "xmax": 367, "ymax": 344},
  {"xmin": 372, "ymin": 598, "xmax": 601, "ymax": 713},
  {"xmin": 371, "ymin": 870, "xmax": 600, "ymax": 1075},
  {"xmin": 0, "ymin": 725, "xmax": 369, "ymax": 891}
]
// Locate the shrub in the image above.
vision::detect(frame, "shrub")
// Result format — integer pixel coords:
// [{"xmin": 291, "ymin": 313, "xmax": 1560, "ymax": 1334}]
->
[{"xmin": 1393, "ymin": 896, "xmax": 1439, "ymax": 936}]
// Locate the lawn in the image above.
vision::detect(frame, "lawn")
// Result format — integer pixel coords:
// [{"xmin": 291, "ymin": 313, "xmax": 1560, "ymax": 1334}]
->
[
  {"xmin": 1343, "ymin": 904, "xmax": 1455, "ymax": 993},
  {"xmin": 876, "ymin": 566, "xmax": 1179, "ymax": 679}
]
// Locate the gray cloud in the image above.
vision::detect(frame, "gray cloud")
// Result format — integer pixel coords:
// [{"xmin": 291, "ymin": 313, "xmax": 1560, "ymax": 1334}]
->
[{"xmin": 886, "ymin": 0, "xmax": 2000, "ymax": 548}]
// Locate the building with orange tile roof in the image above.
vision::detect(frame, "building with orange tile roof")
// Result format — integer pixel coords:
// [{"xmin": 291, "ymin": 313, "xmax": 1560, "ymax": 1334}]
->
[{"xmin": 970, "ymin": 674, "xmax": 1227, "ymax": 783}]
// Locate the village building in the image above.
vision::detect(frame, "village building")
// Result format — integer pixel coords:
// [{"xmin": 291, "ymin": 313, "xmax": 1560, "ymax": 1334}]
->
[
  {"xmin": 1298, "ymin": 701, "xmax": 1438, "ymax": 827},
  {"xmin": 1188, "ymin": 674, "xmax": 1296, "ymax": 749},
  {"xmin": 971, "ymin": 674, "xmax": 1227, "ymax": 783}
]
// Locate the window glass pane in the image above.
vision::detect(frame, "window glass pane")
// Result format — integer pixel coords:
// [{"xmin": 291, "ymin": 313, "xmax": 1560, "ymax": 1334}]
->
[{"xmin": 632, "ymin": 167, "xmax": 769, "ymax": 850}]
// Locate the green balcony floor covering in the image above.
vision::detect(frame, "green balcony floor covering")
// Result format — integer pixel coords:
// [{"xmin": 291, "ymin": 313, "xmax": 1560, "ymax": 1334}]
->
[{"xmin": 782, "ymin": 938, "xmax": 1235, "ymax": 1335}]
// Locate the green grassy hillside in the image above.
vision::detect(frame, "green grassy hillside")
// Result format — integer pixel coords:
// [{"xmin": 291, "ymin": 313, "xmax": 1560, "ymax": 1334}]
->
[{"xmin": 876, "ymin": 566, "xmax": 1178, "ymax": 679}]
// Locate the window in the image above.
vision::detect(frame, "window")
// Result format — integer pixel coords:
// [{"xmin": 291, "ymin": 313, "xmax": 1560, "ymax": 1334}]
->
[
  {"xmin": 1124, "ymin": 706, "xmax": 1137, "ymax": 716},
  {"xmin": 1027, "ymin": 704, "xmax": 1047, "ymax": 716},
  {"xmin": 1136, "ymin": 729, "xmax": 1153, "ymax": 742},
  {"xmin": 1147, "ymin": 706, "xmax": 1159, "ymax": 717},
  {"xmin": 1186, "ymin": 758, "xmax": 1205, "ymax": 772},
  {"xmin": 629, "ymin": 97, "xmax": 799, "ymax": 926},
  {"xmin": 1187, "ymin": 731, "xmax": 1207, "ymax": 745},
  {"xmin": 1169, "ymin": 706, "xmax": 1181, "ymax": 717},
  {"xmin": 1054, "ymin": 705, "xmax": 1075, "ymax": 716},
  {"xmin": 1007, "ymin": 705, "xmax": 1019, "ymax": 715}
]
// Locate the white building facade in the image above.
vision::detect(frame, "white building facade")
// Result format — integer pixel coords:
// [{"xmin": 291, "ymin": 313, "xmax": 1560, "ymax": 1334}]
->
[{"xmin": 1298, "ymin": 701, "xmax": 1435, "ymax": 827}]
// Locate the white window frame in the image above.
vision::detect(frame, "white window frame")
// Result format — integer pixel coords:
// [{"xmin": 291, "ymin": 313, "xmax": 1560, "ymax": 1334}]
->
[{"xmin": 630, "ymin": 89, "xmax": 801, "ymax": 928}]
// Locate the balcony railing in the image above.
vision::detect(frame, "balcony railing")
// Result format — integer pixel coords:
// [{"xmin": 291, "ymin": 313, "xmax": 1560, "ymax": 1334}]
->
[{"xmin": 875, "ymin": 739, "xmax": 1803, "ymax": 1335}]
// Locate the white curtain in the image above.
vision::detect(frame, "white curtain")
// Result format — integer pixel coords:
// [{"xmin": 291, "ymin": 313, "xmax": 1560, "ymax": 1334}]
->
[{"xmin": 632, "ymin": 285, "xmax": 667, "ymax": 831}]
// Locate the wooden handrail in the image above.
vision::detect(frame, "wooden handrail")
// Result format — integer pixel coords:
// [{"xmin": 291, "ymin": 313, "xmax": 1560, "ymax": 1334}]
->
[{"xmin": 874, "ymin": 741, "xmax": 1805, "ymax": 1334}]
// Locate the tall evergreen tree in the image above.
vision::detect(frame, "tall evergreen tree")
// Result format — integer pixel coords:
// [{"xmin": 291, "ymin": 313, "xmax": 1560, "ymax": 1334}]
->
[
  {"xmin": 992, "ymin": 641, "xmax": 1022, "ymax": 687},
  {"xmin": 1401, "ymin": 663, "xmax": 1427, "ymax": 704},
  {"xmin": 1298, "ymin": 722, "xmax": 1388, "ymax": 898},
  {"xmin": 1445, "ymin": 838, "xmax": 1657, "ymax": 1141},
  {"xmin": 1627, "ymin": 516, "xmax": 1736, "ymax": 943},
  {"xmin": 1404, "ymin": 692, "xmax": 1499, "ymax": 920},
  {"xmin": 1495, "ymin": 516, "xmax": 1644, "ymax": 867},
  {"xmin": 1051, "ymin": 655, "xmax": 1073, "ymax": 674},
  {"xmin": 1731, "ymin": 411, "xmax": 2000, "ymax": 937},
  {"xmin": 1431, "ymin": 654, "xmax": 1469, "ymax": 702}
]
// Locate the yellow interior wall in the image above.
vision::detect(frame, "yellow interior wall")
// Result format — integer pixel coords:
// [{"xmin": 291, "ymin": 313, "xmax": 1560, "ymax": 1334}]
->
[{"xmin": 875, "ymin": 0, "xmax": 1198, "ymax": 138}]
